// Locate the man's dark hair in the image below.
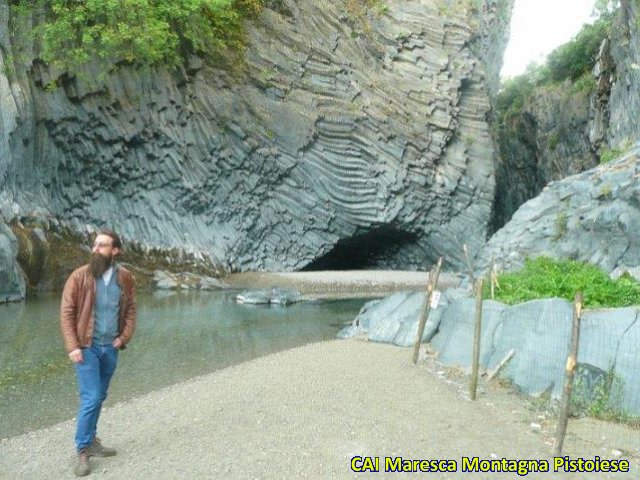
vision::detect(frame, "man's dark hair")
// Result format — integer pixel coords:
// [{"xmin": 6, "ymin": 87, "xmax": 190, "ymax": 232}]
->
[{"xmin": 98, "ymin": 230, "xmax": 122, "ymax": 249}]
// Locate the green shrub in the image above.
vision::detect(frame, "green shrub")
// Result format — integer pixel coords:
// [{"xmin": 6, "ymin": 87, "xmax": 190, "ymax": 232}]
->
[
  {"xmin": 548, "ymin": 131, "xmax": 560, "ymax": 151},
  {"xmin": 553, "ymin": 210, "xmax": 567, "ymax": 239},
  {"xmin": 495, "ymin": 74, "xmax": 533, "ymax": 113},
  {"xmin": 12, "ymin": 0, "xmax": 262, "ymax": 73},
  {"xmin": 484, "ymin": 257, "xmax": 640, "ymax": 307},
  {"xmin": 569, "ymin": 367, "xmax": 640, "ymax": 425},
  {"xmin": 546, "ymin": 18, "xmax": 609, "ymax": 82},
  {"xmin": 496, "ymin": 10, "xmax": 612, "ymax": 125},
  {"xmin": 599, "ymin": 146, "xmax": 623, "ymax": 164},
  {"xmin": 570, "ymin": 72, "xmax": 596, "ymax": 94}
]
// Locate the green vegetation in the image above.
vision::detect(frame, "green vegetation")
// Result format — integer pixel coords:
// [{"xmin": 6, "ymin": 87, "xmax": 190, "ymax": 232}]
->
[
  {"xmin": 0, "ymin": 56, "xmax": 17, "ymax": 78},
  {"xmin": 553, "ymin": 210, "xmax": 568, "ymax": 240},
  {"xmin": 495, "ymin": 6, "xmax": 613, "ymax": 125},
  {"xmin": 548, "ymin": 131, "xmax": 560, "ymax": 151},
  {"xmin": 10, "ymin": 0, "xmax": 263, "ymax": 73},
  {"xmin": 598, "ymin": 182, "xmax": 613, "ymax": 199},
  {"xmin": 484, "ymin": 257, "xmax": 640, "ymax": 307},
  {"xmin": 571, "ymin": 367, "xmax": 617, "ymax": 418},
  {"xmin": 345, "ymin": 0, "xmax": 388, "ymax": 35},
  {"xmin": 598, "ymin": 146, "xmax": 623, "ymax": 164},
  {"xmin": 571, "ymin": 368, "xmax": 640, "ymax": 426},
  {"xmin": 545, "ymin": 18, "xmax": 609, "ymax": 83},
  {"xmin": 569, "ymin": 71, "xmax": 597, "ymax": 94}
]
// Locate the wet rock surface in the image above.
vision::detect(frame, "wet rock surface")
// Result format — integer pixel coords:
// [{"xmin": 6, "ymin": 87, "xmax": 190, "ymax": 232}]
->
[
  {"xmin": 0, "ymin": 222, "xmax": 25, "ymax": 302},
  {"xmin": 236, "ymin": 287, "xmax": 303, "ymax": 305}
]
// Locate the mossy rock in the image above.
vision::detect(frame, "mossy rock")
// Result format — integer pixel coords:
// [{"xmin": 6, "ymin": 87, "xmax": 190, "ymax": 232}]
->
[{"xmin": 11, "ymin": 222, "xmax": 221, "ymax": 294}]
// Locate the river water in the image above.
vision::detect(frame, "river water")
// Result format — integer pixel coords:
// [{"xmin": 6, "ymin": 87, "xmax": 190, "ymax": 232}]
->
[{"xmin": 0, "ymin": 290, "xmax": 365, "ymax": 439}]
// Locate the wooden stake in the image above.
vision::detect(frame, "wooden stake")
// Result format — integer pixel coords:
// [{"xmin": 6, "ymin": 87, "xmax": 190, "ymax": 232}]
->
[
  {"xmin": 487, "ymin": 349, "xmax": 515, "ymax": 380},
  {"xmin": 553, "ymin": 292, "xmax": 583, "ymax": 456},
  {"xmin": 462, "ymin": 244, "xmax": 476, "ymax": 291},
  {"xmin": 411, "ymin": 257, "xmax": 443, "ymax": 365},
  {"xmin": 469, "ymin": 278, "xmax": 484, "ymax": 400},
  {"xmin": 490, "ymin": 258, "xmax": 496, "ymax": 300}
]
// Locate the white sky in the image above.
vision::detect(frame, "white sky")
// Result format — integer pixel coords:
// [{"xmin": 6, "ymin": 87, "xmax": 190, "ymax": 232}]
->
[{"xmin": 501, "ymin": 0, "xmax": 598, "ymax": 79}]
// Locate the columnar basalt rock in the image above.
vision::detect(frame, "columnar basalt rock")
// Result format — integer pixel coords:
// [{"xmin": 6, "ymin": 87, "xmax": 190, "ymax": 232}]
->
[
  {"xmin": 0, "ymin": 0, "xmax": 512, "ymax": 297},
  {"xmin": 607, "ymin": 0, "xmax": 640, "ymax": 149}
]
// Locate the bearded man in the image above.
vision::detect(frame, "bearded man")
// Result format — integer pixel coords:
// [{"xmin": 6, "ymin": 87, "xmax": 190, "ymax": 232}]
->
[{"xmin": 60, "ymin": 230, "xmax": 137, "ymax": 477}]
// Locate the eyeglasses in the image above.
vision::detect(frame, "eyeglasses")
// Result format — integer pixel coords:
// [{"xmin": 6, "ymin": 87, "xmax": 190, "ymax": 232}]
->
[{"xmin": 93, "ymin": 241, "xmax": 113, "ymax": 248}]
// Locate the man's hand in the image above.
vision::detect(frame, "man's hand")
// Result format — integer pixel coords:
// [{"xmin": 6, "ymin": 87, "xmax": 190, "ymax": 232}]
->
[
  {"xmin": 112, "ymin": 337, "xmax": 123, "ymax": 349},
  {"xmin": 68, "ymin": 349, "xmax": 83, "ymax": 363}
]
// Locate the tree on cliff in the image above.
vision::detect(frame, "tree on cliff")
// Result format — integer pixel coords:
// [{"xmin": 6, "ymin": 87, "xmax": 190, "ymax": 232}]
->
[{"xmin": 10, "ymin": 0, "xmax": 262, "ymax": 73}]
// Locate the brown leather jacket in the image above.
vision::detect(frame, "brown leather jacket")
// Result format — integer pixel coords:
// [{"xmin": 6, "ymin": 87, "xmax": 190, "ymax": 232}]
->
[{"xmin": 60, "ymin": 264, "xmax": 137, "ymax": 353}]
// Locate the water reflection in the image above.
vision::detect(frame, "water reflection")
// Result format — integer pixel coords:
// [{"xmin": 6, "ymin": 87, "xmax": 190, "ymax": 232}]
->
[{"xmin": 0, "ymin": 290, "xmax": 365, "ymax": 438}]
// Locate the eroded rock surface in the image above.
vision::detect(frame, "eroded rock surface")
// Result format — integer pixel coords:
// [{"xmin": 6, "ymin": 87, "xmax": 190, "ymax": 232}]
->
[
  {"xmin": 0, "ymin": 222, "xmax": 25, "ymax": 302},
  {"xmin": 478, "ymin": 147, "xmax": 640, "ymax": 277},
  {"xmin": 491, "ymin": 0, "xmax": 640, "ymax": 231},
  {"xmin": 0, "ymin": 0, "xmax": 512, "ymax": 284},
  {"xmin": 236, "ymin": 287, "xmax": 302, "ymax": 305}
]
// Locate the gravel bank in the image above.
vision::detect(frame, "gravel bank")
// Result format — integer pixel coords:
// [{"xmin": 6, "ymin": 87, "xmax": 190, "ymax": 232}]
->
[
  {"xmin": 2, "ymin": 340, "xmax": 634, "ymax": 479},
  {"xmin": 224, "ymin": 270, "xmax": 463, "ymax": 299}
]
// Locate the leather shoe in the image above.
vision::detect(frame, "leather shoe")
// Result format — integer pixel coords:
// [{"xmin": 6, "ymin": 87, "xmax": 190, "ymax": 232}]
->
[
  {"xmin": 86, "ymin": 437, "xmax": 117, "ymax": 457},
  {"xmin": 74, "ymin": 450, "xmax": 90, "ymax": 477}
]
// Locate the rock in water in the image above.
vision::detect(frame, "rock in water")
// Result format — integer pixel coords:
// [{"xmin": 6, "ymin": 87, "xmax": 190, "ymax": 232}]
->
[{"xmin": 236, "ymin": 288, "xmax": 302, "ymax": 306}]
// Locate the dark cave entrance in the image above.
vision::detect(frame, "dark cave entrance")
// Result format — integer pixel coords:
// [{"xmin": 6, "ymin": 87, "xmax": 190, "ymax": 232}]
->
[{"xmin": 302, "ymin": 227, "xmax": 418, "ymax": 270}]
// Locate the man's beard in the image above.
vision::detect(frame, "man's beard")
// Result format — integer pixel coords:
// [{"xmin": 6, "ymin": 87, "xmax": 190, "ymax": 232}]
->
[{"xmin": 90, "ymin": 253, "xmax": 113, "ymax": 278}]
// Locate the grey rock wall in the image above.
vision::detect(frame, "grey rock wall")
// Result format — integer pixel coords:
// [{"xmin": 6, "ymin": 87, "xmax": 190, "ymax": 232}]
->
[
  {"xmin": 491, "ymin": 0, "xmax": 640, "ymax": 231},
  {"xmin": 478, "ymin": 146, "xmax": 640, "ymax": 276},
  {"xmin": 607, "ymin": 0, "xmax": 640, "ymax": 148},
  {"xmin": 0, "ymin": 222, "xmax": 25, "ymax": 302},
  {"xmin": 337, "ymin": 289, "xmax": 470, "ymax": 346},
  {"xmin": 0, "ymin": 0, "xmax": 512, "ymax": 283},
  {"xmin": 492, "ymin": 83, "xmax": 598, "ymax": 230},
  {"xmin": 0, "ymin": 3, "xmax": 22, "ymax": 182}
]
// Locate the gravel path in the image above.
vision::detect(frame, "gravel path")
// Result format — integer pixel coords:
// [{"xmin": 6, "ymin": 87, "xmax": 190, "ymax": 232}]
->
[
  {"xmin": 2, "ymin": 271, "xmax": 638, "ymax": 479},
  {"xmin": 2, "ymin": 340, "xmax": 635, "ymax": 479}
]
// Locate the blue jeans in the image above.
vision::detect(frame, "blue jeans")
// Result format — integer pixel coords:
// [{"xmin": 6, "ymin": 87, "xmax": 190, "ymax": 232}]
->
[{"xmin": 74, "ymin": 344, "xmax": 119, "ymax": 451}]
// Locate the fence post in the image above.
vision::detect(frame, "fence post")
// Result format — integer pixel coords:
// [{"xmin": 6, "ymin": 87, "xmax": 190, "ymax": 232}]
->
[
  {"xmin": 411, "ymin": 257, "xmax": 443, "ymax": 365},
  {"xmin": 469, "ymin": 278, "xmax": 484, "ymax": 400},
  {"xmin": 490, "ymin": 258, "xmax": 497, "ymax": 300},
  {"xmin": 462, "ymin": 244, "xmax": 476, "ymax": 289},
  {"xmin": 553, "ymin": 292, "xmax": 584, "ymax": 456}
]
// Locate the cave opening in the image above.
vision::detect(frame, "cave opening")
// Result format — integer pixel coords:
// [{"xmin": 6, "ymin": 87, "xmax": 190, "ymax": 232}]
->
[{"xmin": 302, "ymin": 227, "xmax": 418, "ymax": 270}]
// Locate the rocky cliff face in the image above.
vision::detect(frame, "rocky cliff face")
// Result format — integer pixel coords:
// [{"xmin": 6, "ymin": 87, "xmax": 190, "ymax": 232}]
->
[
  {"xmin": 606, "ymin": 0, "xmax": 640, "ymax": 148},
  {"xmin": 491, "ymin": 83, "xmax": 599, "ymax": 231},
  {"xmin": 491, "ymin": 0, "xmax": 640, "ymax": 232},
  {"xmin": 477, "ymin": 146, "xmax": 640, "ymax": 278},
  {"xmin": 0, "ymin": 0, "xmax": 513, "ymax": 299}
]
